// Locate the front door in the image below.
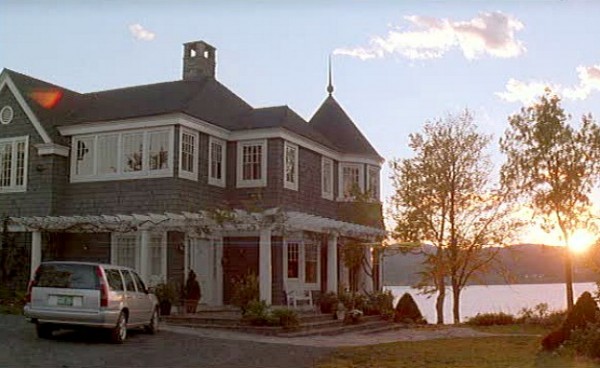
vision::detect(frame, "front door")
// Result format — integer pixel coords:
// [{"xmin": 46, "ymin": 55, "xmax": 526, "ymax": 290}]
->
[{"xmin": 187, "ymin": 237, "xmax": 220, "ymax": 306}]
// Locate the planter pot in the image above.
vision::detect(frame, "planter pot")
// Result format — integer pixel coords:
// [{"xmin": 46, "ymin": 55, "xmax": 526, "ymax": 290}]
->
[
  {"xmin": 159, "ymin": 301, "xmax": 172, "ymax": 316},
  {"xmin": 335, "ymin": 310, "xmax": 345, "ymax": 320}
]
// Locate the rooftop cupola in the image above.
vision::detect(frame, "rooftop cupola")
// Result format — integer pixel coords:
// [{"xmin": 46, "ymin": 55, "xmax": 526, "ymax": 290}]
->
[{"xmin": 183, "ymin": 41, "xmax": 216, "ymax": 80}]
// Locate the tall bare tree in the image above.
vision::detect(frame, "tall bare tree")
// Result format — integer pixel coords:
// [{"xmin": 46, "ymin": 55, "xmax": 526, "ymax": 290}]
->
[
  {"xmin": 500, "ymin": 90, "xmax": 600, "ymax": 310},
  {"xmin": 391, "ymin": 110, "xmax": 522, "ymax": 324}
]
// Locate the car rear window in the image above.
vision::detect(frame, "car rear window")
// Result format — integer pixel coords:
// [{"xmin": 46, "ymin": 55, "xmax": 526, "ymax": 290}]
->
[{"xmin": 35, "ymin": 264, "xmax": 99, "ymax": 290}]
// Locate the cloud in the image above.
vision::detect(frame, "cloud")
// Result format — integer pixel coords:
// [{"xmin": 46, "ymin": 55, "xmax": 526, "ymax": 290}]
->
[
  {"xmin": 129, "ymin": 24, "xmax": 155, "ymax": 41},
  {"xmin": 334, "ymin": 11, "xmax": 525, "ymax": 61},
  {"xmin": 498, "ymin": 64, "xmax": 600, "ymax": 104},
  {"xmin": 496, "ymin": 79, "xmax": 559, "ymax": 105}
]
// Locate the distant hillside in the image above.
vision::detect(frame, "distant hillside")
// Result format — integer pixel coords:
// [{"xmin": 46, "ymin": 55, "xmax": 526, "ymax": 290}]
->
[{"xmin": 383, "ymin": 243, "xmax": 598, "ymax": 286}]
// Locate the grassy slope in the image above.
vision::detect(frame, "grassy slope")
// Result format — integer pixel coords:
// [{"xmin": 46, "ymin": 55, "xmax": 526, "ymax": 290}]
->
[{"xmin": 318, "ymin": 326, "xmax": 600, "ymax": 368}]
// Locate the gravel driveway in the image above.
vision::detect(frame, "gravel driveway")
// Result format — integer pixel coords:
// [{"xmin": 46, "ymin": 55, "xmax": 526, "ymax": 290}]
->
[{"xmin": 0, "ymin": 314, "xmax": 332, "ymax": 368}]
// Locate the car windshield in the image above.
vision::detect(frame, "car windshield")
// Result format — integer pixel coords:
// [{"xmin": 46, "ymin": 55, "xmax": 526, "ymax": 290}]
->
[{"xmin": 35, "ymin": 264, "xmax": 99, "ymax": 290}]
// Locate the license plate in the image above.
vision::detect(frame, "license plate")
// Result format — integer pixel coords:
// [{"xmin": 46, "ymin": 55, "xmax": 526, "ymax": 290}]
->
[{"xmin": 57, "ymin": 295, "xmax": 73, "ymax": 306}]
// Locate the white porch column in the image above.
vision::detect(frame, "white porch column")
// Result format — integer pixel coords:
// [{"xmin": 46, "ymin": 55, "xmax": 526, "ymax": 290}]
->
[
  {"xmin": 30, "ymin": 231, "xmax": 42, "ymax": 280},
  {"xmin": 326, "ymin": 234, "xmax": 338, "ymax": 293},
  {"xmin": 363, "ymin": 245, "xmax": 374, "ymax": 293},
  {"xmin": 259, "ymin": 227, "xmax": 272, "ymax": 305},
  {"xmin": 139, "ymin": 230, "xmax": 150, "ymax": 283},
  {"xmin": 214, "ymin": 236, "xmax": 224, "ymax": 306}
]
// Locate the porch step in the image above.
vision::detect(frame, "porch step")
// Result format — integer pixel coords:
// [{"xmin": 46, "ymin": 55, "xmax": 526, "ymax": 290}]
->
[{"xmin": 277, "ymin": 318, "xmax": 390, "ymax": 338}]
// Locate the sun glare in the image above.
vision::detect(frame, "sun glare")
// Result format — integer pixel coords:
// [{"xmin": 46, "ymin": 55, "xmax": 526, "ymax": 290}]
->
[{"xmin": 569, "ymin": 229, "xmax": 596, "ymax": 254}]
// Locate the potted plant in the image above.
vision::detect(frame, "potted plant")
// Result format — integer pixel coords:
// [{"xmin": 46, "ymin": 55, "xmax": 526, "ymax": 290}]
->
[
  {"xmin": 335, "ymin": 301, "xmax": 346, "ymax": 321},
  {"xmin": 317, "ymin": 292, "xmax": 338, "ymax": 314},
  {"xmin": 153, "ymin": 282, "xmax": 178, "ymax": 316}
]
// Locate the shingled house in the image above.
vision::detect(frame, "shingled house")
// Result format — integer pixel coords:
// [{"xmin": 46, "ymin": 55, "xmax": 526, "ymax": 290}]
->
[{"xmin": 0, "ymin": 41, "xmax": 384, "ymax": 307}]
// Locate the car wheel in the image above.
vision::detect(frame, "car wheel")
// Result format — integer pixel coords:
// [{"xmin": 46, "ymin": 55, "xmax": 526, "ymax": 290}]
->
[
  {"xmin": 145, "ymin": 308, "xmax": 159, "ymax": 334},
  {"xmin": 36, "ymin": 323, "xmax": 54, "ymax": 339},
  {"xmin": 110, "ymin": 311, "xmax": 127, "ymax": 344}
]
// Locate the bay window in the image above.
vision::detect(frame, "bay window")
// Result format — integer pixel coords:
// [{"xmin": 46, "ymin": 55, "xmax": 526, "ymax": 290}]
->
[
  {"xmin": 208, "ymin": 137, "xmax": 226, "ymax": 187},
  {"xmin": 339, "ymin": 163, "xmax": 364, "ymax": 200},
  {"xmin": 71, "ymin": 127, "xmax": 174, "ymax": 182},
  {"xmin": 179, "ymin": 128, "xmax": 198, "ymax": 181}
]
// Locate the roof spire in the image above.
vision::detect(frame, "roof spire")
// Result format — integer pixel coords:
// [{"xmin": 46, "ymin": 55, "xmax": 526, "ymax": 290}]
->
[{"xmin": 327, "ymin": 54, "xmax": 334, "ymax": 96}]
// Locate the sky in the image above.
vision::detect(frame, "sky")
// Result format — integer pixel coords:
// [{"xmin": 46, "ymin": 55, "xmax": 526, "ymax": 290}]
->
[{"xmin": 2, "ymin": 1, "xmax": 600, "ymax": 246}]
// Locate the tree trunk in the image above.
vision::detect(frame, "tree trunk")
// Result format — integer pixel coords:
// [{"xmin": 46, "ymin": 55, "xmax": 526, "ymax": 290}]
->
[
  {"xmin": 435, "ymin": 277, "xmax": 445, "ymax": 324},
  {"xmin": 452, "ymin": 283, "xmax": 461, "ymax": 324},
  {"xmin": 565, "ymin": 250, "xmax": 574, "ymax": 310}
]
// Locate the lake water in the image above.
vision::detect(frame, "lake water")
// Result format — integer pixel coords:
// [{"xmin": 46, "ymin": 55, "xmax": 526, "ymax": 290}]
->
[{"xmin": 384, "ymin": 282, "xmax": 597, "ymax": 324}]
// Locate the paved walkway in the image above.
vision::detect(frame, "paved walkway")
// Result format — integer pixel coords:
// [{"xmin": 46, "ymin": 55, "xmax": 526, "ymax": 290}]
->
[{"xmin": 162, "ymin": 324, "xmax": 505, "ymax": 348}]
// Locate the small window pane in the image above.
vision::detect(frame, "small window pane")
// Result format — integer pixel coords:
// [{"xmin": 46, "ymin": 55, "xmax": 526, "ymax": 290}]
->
[
  {"xmin": 305, "ymin": 243, "xmax": 318, "ymax": 284},
  {"xmin": 0, "ymin": 142, "xmax": 12, "ymax": 187},
  {"xmin": 149, "ymin": 130, "xmax": 169, "ymax": 171},
  {"xmin": 97, "ymin": 134, "xmax": 118, "ymax": 174},
  {"xmin": 287, "ymin": 243, "xmax": 299, "ymax": 278},
  {"xmin": 75, "ymin": 137, "xmax": 95, "ymax": 176},
  {"xmin": 122, "ymin": 132, "xmax": 144, "ymax": 172},
  {"xmin": 181, "ymin": 132, "xmax": 196, "ymax": 173},
  {"xmin": 242, "ymin": 144, "xmax": 262, "ymax": 180},
  {"xmin": 210, "ymin": 141, "xmax": 223, "ymax": 180},
  {"xmin": 285, "ymin": 145, "xmax": 296, "ymax": 184}
]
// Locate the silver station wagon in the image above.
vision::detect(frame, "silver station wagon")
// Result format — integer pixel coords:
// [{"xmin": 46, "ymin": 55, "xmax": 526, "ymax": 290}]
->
[{"xmin": 23, "ymin": 261, "xmax": 160, "ymax": 343}]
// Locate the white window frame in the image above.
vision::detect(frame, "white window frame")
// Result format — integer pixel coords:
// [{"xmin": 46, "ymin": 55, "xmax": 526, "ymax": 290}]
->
[
  {"xmin": 236, "ymin": 139, "xmax": 267, "ymax": 188},
  {"xmin": 338, "ymin": 162, "xmax": 364, "ymax": 201},
  {"xmin": 71, "ymin": 127, "xmax": 174, "ymax": 183},
  {"xmin": 321, "ymin": 157, "xmax": 334, "ymax": 200},
  {"xmin": 110, "ymin": 232, "xmax": 167, "ymax": 287},
  {"xmin": 283, "ymin": 141, "xmax": 298, "ymax": 191},
  {"xmin": 0, "ymin": 135, "xmax": 28, "ymax": 193},
  {"xmin": 283, "ymin": 239, "xmax": 321, "ymax": 289},
  {"xmin": 367, "ymin": 165, "xmax": 380, "ymax": 201},
  {"xmin": 179, "ymin": 128, "xmax": 199, "ymax": 181},
  {"xmin": 208, "ymin": 136, "xmax": 226, "ymax": 187}
]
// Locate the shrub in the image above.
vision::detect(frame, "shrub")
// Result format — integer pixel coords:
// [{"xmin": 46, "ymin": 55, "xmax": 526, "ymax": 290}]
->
[
  {"xmin": 394, "ymin": 293, "xmax": 426, "ymax": 324},
  {"xmin": 243, "ymin": 300, "xmax": 272, "ymax": 326},
  {"xmin": 517, "ymin": 303, "xmax": 565, "ymax": 327},
  {"xmin": 271, "ymin": 308, "xmax": 300, "ymax": 330},
  {"xmin": 567, "ymin": 321, "xmax": 600, "ymax": 359},
  {"xmin": 466, "ymin": 312, "xmax": 516, "ymax": 326},
  {"xmin": 231, "ymin": 272, "xmax": 259, "ymax": 315},
  {"xmin": 317, "ymin": 292, "xmax": 338, "ymax": 314},
  {"xmin": 541, "ymin": 291, "xmax": 600, "ymax": 351},
  {"xmin": 364, "ymin": 290, "xmax": 394, "ymax": 316}
]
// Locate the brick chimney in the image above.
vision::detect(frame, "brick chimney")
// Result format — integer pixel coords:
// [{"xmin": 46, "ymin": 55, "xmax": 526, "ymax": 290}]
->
[{"xmin": 183, "ymin": 41, "xmax": 216, "ymax": 80}]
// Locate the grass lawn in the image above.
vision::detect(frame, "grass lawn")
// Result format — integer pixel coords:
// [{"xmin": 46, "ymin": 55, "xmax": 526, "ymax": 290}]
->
[{"xmin": 317, "ymin": 325, "xmax": 600, "ymax": 368}]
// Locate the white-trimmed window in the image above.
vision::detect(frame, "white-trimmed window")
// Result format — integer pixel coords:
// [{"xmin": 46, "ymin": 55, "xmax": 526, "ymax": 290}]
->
[
  {"xmin": 0, "ymin": 136, "xmax": 28, "ymax": 193},
  {"xmin": 321, "ymin": 157, "xmax": 333, "ymax": 200},
  {"xmin": 236, "ymin": 139, "xmax": 267, "ymax": 188},
  {"xmin": 208, "ymin": 137, "xmax": 226, "ymax": 187},
  {"xmin": 283, "ymin": 141, "xmax": 298, "ymax": 191},
  {"xmin": 339, "ymin": 163, "xmax": 364, "ymax": 200},
  {"xmin": 179, "ymin": 128, "xmax": 198, "ymax": 181},
  {"xmin": 111, "ymin": 232, "xmax": 167, "ymax": 286},
  {"xmin": 367, "ymin": 165, "xmax": 380, "ymax": 201},
  {"xmin": 284, "ymin": 239, "xmax": 321, "ymax": 287},
  {"xmin": 112, "ymin": 233, "xmax": 138, "ymax": 270},
  {"xmin": 71, "ymin": 127, "xmax": 174, "ymax": 182}
]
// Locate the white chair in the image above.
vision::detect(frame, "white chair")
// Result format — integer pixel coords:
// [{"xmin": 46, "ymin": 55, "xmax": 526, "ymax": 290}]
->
[{"xmin": 285, "ymin": 287, "xmax": 313, "ymax": 308}]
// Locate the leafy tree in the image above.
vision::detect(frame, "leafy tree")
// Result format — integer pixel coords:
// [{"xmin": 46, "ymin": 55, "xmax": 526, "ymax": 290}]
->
[
  {"xmin": 500, "ymin": 90, "xmax": 600, "ymax": 310},
  {"xmin": 390, "ymin": 110, "xmax": 522, "ymax": 324}
]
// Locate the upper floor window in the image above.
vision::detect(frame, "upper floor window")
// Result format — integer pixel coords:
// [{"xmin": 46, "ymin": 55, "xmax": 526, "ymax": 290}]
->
[
  {"xmin": 208, "ymin": 137, "xmax": 226, "ymax": 187},
  {"xmin": 71, "ymin": 127, "xmax": 174, "ymax": 183},
  {"xmin": 179, "ymin": 128, "xmax": 198, "ymax": 181},
  {"xmin": 339, "ymin": 163, "xmax": 364, "ymax": 200},
  {"xmin": 283, "ymin": 141, "xmax": 298, "ymax": 191},
  {"xmin": 0, "ymin": 136, "xmax": 28, "ymax": 193},
  {"xmin": 287, "ymin": 242, "xmax": 299, "ymax": 278},
  {"xmin": 236, "ymin": 139, "xmax": 267, "ymax": 188},
  {"xmin": 367, "ymin": 165, "xmax": 380, "ymax": 201},
  {"xmin": 321, "ymin": 157, "xmax": 334, "ymax": 200}
]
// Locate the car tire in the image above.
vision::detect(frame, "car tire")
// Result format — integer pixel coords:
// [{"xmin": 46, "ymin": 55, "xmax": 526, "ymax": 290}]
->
[
  {"xmin": 145, "ymin": 308, "xmax": 159, "ymax": 334},
  {"xmin": 36, "ymin": 323, "xmax": 54, "ymax": 339},
  {"xmin": 110, "ymin": 311, "xmax": 128, "ymax": 344}
]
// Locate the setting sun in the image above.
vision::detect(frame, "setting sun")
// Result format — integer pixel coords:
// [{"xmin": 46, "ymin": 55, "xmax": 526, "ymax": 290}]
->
[{"xmin": 568, "ymin": 229, "xmax": 596, "ymax": 254}]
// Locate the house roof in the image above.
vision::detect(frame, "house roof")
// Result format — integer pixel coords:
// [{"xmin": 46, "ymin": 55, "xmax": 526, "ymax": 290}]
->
[
  {"xmin": 3, "ymin": 68, "xmax": 381, "ymax": 162},
  {"xmin": 310, "ymin": 95, "xmax": 382, "ymax": 159}
]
